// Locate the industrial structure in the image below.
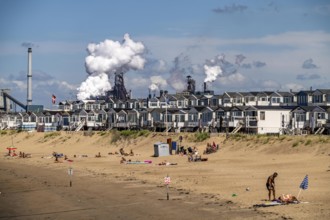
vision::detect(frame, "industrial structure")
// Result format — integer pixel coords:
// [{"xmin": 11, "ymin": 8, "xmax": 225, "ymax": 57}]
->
[
  {"xmin": 0, "ymin": 48, "xmax": 38, "ymax": 112},
  {"xmin": 27, "ymin": 47, "xmax": 32, "ymax": 106},
  {"xmin": 0, "ymin": 48, "xmax": 330, "ymax": 135}
]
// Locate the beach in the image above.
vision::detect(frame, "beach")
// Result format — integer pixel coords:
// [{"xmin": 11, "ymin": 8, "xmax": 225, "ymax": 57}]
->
[{"xmin": 1, "ymin": 131, "xmax": 329, "ymax": 219}]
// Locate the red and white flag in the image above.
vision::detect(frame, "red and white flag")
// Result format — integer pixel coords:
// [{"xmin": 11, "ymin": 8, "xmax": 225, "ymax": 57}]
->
[
  {"xmin": 52, "ymin": 94, "xmax": 56, "ymax": 104},
  {"xmin": 164, "ymin": 176, "xmax": 171, "ymax": 185}
]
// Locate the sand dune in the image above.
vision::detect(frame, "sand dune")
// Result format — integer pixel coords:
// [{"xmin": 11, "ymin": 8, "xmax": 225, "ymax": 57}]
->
[{"xmin": 1, "ymin": 130, "xmax": 329, "ymax": 219}]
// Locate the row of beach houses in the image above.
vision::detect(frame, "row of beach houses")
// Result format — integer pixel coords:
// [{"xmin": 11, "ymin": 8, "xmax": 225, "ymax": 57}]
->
[{"xmin": 1, "ymin": 89, "xmax": 330, "ymax": 135}]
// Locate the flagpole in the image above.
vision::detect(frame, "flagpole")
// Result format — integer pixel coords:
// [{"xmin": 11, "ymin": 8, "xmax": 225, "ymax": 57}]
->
[{"xmin": 297, "ymin": 188, "xmax": 302, "ymax": 199}]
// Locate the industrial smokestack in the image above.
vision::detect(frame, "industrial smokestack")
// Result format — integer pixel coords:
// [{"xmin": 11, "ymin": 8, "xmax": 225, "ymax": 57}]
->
[
  {"xmin": 27, "ymin": 48, "xmax": 32, "ymax": 106},
  {"xmin": 204, "ymin": 82, "xmax": 207, "ymax": 92}
]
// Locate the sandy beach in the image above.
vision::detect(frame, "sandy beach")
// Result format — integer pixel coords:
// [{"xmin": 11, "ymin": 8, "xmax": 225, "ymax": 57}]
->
[{"xmin": 1, "ymin": 131, "xmax": 329, "ymax": 219}]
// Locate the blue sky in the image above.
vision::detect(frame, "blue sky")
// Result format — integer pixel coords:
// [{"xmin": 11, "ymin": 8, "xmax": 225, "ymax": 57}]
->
[{"xmin": 0, "ymin": 0, "xmax": 329, "ymax": 108}]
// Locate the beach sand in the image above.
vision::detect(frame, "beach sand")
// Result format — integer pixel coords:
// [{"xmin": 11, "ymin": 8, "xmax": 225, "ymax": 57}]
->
[{"xmin": 0, "ymin": 131, "xmax": 329, "ymax": 219}]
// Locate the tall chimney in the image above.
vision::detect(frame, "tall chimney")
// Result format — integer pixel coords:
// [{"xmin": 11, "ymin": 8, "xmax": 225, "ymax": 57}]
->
[
  {"xmin": 204, "ymin": 82, "xmax": 207, "ymax": 92},
  {"xmin": 27, "ymin": 48, "xmax": 32, "ymax": 106}
]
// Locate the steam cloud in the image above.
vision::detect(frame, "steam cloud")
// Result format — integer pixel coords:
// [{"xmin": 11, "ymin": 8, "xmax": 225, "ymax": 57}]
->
[
  {"xmin": 77, "ymin": 34, "xmax": 146, "ymax": 100},
  {"xmin": 204, "ymin": 54, "xmax": 246, "ymax": 83},
  {"xmin": 167, "ymin": 54, "xmax": 191, "ymax": 92},
  {"xmin": 149, "ymin": 75, "xmax": 167, "ymax": 92},
  {"xmin": 204, "ymin": 65, "xmax": 222, "ymax": 82}
]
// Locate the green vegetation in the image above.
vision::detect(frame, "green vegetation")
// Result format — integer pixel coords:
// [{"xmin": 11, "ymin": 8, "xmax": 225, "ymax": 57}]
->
[
  {"xmin": 317, "ymin": 136, "xmax": 329, "ymax": 144},
  {"xmin": 231, "ymin": 133, "xmax": 246, "ymax": 141},
  {"xmin": 263, "ymin": 137, "xmax": 270, "ymax": 145},
  {"xmin": 305, "ymin": 139, "xmax": 312, "ymax": 146},
  {"xmin": 194, "ymin": 132, "xmax": 210, "ymax": 142},
  {"xmin": 44, "ymin": 132, "xmax": 61, "ymax": 139},
  {"xmin": 110, "ymin": 129, "xmax": 151, "ymax": 143},
  {"xmin": 0, "ymin": 130, "xmax": 7, "ymax": 135},
  {"xmin": 98, "ymin": 131, "xmax": 108, "ymax": 136},
  {"xmin": 0, "ymin": 130, "xmax": 23, "ymax": 135},
  {"xmin": 292, "ymin": 141, "xmax": 299, "ymax": 148},
  {"xmin": 279, "ymin": 136, "xmax": 286, "ymax": 141}
]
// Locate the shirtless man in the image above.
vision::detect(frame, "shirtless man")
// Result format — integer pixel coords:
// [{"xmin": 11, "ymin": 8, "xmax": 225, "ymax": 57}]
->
[{"xmin": 266, "ymin": 172, "xmax": 278, "ymax": 201}]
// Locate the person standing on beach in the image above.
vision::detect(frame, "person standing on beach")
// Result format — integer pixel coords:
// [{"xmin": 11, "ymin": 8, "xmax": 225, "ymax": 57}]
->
[{"xmin": 266, "ymin": 172, "xmax": 278, "ymax": 201}]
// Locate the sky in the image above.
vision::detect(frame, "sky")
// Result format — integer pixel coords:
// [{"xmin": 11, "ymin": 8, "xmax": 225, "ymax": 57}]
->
[{"xmin": 0, "ymin": 0, "xmax": 329, "ymax": 109}]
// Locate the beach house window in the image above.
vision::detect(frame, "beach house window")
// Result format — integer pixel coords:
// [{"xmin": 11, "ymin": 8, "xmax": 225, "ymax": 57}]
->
[
  {"xmin": 232, "ymin": 111, "xmax": 242, "ymax": 117},
  {"xmin": 216, "ymin": 111, "xmax": 225, "ymax": 118},
  {"xmin": 118, "ymin": 115, "xmax": 125, "ymax": 122},
  {"xmin": 223, "ymin": 98, "xmax": 230, "ymax": 103},
  {"xmin": 317, "ymin": 113, "xmax": 325, "ymax": 119},
  {"xmin": 313, "ymin": 95, "xmax": 322, "ymax": 103},
  {"xmin": 295, "ymin": 113, "xmax": 305, "ymax": 122},
  {"xmin": 272, "ymin": 97, "xmax": 280, "ymax": 103},
  {"xmin": 260, "ymin": 111, "xmax": 265, "ymax": 120},
  {"xmin": 284, "ymin": 97, "xmax": 291, "ymax": 103},
  {"xmin": 128, "ymin": 114, "xmax": 137, "ymax": 122}
]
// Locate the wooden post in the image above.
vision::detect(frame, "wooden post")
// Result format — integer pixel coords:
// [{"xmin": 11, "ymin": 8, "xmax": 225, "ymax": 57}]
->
[
  {"xmin": 164, "ymin": 174, "xmax": 171, "ymax": 200},
  {"xmin": 68, "ymin": 167, "xmax": 73, "ymax": 187},
  {"xmin": 167, "ymin": 184, "xmax": 169, "ymax": 200}
]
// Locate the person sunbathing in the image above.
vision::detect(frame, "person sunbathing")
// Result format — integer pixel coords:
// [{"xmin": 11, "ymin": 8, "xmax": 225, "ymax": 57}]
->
[
  {"xmin": 120, "ymin": 157, "xmax": 126, "ymax": 164},
  {"xmin": 278, "ymin": 194, "xmax": 299, "ymax": 204},
  {"xmin": 120, "ymin": 148, "xmax": 129, "ymax": 156},
  {"xmin": 158, "ymin": 160, "xmax": 177, "ymax": 166}
]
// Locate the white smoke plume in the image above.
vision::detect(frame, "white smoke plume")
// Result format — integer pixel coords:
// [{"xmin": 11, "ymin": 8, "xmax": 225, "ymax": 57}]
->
[
  {"xmin": 149, "ymin": 75, "xmax": 167, "ymax": 92},
  {"xmin": 204, "ymin": 65, "xmax": 222, "ymax": 82},
  {"xmin": 77, "ymin": 73, "xmax": 111, "ymax": 100},
  {"xmin": 149, "ymin": 83, "xmax": 159, "ymax": 91},
  {"xmin": 204, "ymin": 55, "xmax": 224, "ymax": 83},
  {"xmin": 77, "ymin": 34, "xmax": 146, "ymax": 100},
  {"xmin": 204, "ymin": 54, "xmax": 245, "ymax": 83}
]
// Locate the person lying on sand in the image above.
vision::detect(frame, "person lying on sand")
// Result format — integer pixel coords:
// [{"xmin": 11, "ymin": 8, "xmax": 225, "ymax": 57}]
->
[
  {"xmin": 158, "ymin": 160, "xmax": 177, "ymax": 166},
  {"xmin": 120, "ymin": 157, "xmax": 126, "ymax": 164},
  {"xmin": 278, "ymin": 194, "xmax": 299, "ymax": 204},
  {"xmin": 119, "ymin": 148, "xmax": 130, "ymax": 156}
]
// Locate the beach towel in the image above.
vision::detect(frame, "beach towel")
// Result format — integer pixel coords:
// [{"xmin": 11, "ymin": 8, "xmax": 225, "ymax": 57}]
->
[
  {"xmin": 253, "ymin": 200, "xmax": 300, "ymax": 208},
  {"xmin": 253, "ymin": 201, "xmax": 283, "ymax": 207},
  {"xmin": 126, "ymin": 160, "xmax": 152, "ymax": 164}
]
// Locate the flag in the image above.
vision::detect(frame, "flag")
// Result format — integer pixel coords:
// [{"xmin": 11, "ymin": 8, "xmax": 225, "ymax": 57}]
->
[
  {"xmin": 52, "ymin": 94, "xmax": 56, "ymax": 104},
  {"xmin": 299, "ymin": 175, "xmax": 308, "ymax": 190},
  {"xmin": 164, "ymin": 176, "xmax": 171, "ymax": 185}
]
